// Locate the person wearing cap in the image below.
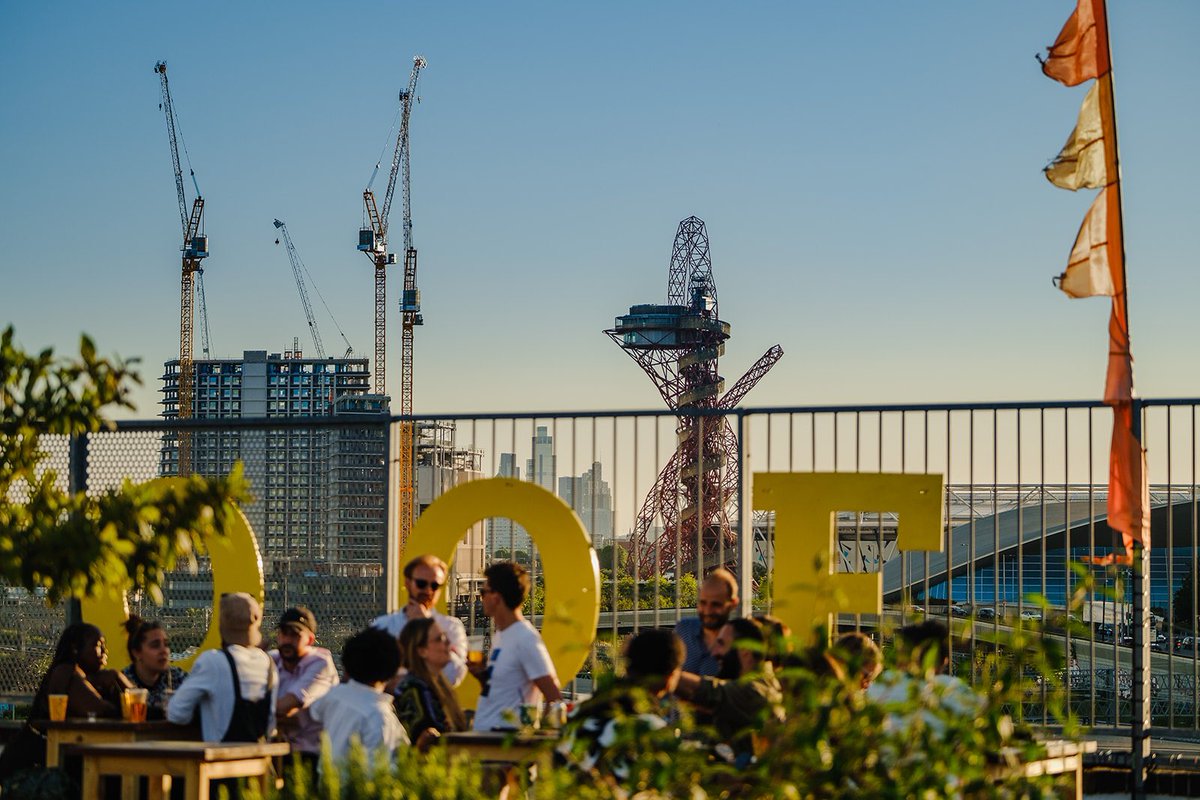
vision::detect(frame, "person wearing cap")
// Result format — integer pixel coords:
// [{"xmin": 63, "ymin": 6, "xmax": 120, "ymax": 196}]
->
[
  {"xmin": 371, "ymin": 554, "xmax": 468, "ymax": 687},
  {"xmin": 167, "ymin": 592, "xmax": 278, "ymax": 743},
  {"xmin": 269, "ymin": 606, "xmax": 337, "ymax": 772}
]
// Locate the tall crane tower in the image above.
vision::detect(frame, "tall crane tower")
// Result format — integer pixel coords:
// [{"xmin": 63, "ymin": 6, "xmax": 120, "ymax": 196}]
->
[
  {"xmin": 274, "ymin": 219, "xmax": 326, "ymax": 358},
  {"xmin": 155, "ymin": 61, "xmax": 209, "ymax": 475},
  {"xmin": 274, "ymin": 218, "xmax": 354, "ymax": 359},
  {"xmin": 357, "ymin": 55, "xmax": 426, "ymax": 549}
]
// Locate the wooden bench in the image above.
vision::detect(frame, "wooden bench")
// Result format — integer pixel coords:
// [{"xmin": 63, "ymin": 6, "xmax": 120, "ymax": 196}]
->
[{"xmin": 67, "ymin": 740, "xmax": 290, "ymax": 800}]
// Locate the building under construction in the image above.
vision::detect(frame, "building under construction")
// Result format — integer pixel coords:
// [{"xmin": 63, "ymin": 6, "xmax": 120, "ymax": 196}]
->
[{"xmin": 160, "ymin": 348, "xmax": 388, "ymax": 577}]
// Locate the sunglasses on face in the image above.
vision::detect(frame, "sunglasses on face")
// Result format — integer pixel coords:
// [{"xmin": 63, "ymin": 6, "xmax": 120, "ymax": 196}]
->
[
  {"xmin": 412, "ymin": 578, "xmax": 442, "ymax": 591},
  {"xmin": 428, "ymin": 634, "xmax": 449, "ymax": 644}
]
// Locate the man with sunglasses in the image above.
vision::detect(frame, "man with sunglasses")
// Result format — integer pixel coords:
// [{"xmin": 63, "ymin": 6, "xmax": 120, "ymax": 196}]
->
[{"xmin": 372, "ymin": 555, "xmax": 468, "ymax": 687}]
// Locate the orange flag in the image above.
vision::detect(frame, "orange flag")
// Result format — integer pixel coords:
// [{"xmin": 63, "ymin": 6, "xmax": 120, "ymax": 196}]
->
[
  {"xmin": 1040, "ymin": 0, "xmax": 1110, "ymax": 86},
  {"xmin": 1042, "ymin": 0, "xmax": 1149, "ymax": 553}
]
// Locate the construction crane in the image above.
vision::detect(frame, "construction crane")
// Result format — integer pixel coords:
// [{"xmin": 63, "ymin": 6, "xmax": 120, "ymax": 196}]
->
[
  {"xmin": 155, "ymin": 60, "xmax": 208, "ymax": 475},
  {"xmin": 274, "ymin": 218, "xmax": 354, "ymax": 359},
  {"xmin": 358, "ymin": 55, "xmax": 426, "ymax": 549}
]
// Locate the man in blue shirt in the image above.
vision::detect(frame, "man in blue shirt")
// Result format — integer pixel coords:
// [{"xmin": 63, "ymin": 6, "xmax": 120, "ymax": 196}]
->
[{"xmin": 674, "ymin": 568, "xmax": 738, "ymax": 676}]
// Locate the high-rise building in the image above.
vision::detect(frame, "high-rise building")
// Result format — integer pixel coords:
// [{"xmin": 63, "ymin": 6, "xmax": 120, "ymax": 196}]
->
[
  {"xmin": 526, "ymin": 426, "xmax": 556, "ymax": 492},
  {"xmin": 558, "ymin": 461, "xmax": 614, "ymax": 544},
  {"xmin": 159, "ymin": 349, "xmax": 389, "ymax": 627},
  {"xmin": 488, "ymin": 453, "xmax": 531, "ymax": 558}
]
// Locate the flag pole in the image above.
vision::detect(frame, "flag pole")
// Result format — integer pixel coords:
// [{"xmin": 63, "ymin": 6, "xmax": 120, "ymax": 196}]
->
[{"xmin": 1095, "ymin": 0, "xmax": 1152, "ymax": 790}]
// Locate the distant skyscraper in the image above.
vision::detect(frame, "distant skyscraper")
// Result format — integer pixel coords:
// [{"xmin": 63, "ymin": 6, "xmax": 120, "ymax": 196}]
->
[
  {"xmin": 558, "ymin": 461, "xmax": 614, "ymax": 544},
  {"xmin": 526, "ymin": 426, "xmax": 556, "ymax": 492},
  {"xmin": 488, "ymin": 453, "xmax": 531, "ymax": 558}
]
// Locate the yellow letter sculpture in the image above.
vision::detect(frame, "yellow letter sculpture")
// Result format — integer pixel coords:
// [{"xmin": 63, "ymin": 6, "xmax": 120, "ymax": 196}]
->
[
  {"xmin": 404, "ymin": 477, "xmax": 600, "ymax": 711},
  {"xmin": 80, "ymin": 477, "xmax": 265, "ymax": 672},
  {"xmin": 755, "ymin": 472, "xmax": 944, "ymax": 643}
]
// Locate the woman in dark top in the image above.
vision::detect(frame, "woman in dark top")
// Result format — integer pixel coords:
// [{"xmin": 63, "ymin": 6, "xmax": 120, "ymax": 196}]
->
[
  {"xmin": 0, "ymin": 623, "xmax": 131, "ymax": 780},
  {"xmin": 394, "ymin": 617, "xmax": 467, "ymax": 750},
  {"xmin": 121, "ymin": 615, "xmax": 187, "ymax": 718}
]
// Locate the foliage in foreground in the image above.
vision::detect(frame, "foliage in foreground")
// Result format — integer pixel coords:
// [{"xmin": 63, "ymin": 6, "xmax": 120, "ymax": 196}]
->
[
  {"xmin": 0, "ymin": 327, "xmax": 250, "ymax": 602},
  {"xmin": 245, "ymin": 611, "xmax": 1078, "ymax": 800}
]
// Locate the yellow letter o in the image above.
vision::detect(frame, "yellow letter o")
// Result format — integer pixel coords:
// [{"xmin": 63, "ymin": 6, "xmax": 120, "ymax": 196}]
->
[
  {"xmin": 81, "ymin": 477, "xmax": 265, "ymax": 672},
  {"xmin": 404, "ymin": 477, "xmax": 600, "ymax": 711}
]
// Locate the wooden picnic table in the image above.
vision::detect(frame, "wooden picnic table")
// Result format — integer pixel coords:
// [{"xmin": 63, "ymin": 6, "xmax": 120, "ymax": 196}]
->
[
  {"xmin": 68, "ymin": 740, "xmax": 290, "ymax": 800},
  {"xmin": 39, "ymin": 718, "xmax": 199, "ymax": 768}
]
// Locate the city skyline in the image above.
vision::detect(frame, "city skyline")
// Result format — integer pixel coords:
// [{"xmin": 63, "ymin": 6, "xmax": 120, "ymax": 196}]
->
[{"xmin": 3, "ymin": 3, "xmax": 1199, "ymax": 419}]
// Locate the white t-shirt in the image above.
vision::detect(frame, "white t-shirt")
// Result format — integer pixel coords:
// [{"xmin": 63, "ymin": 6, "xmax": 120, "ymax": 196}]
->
[
  {"xmin": 309, "ymin": 680, "xmax": 410, "ymax": 767},
  {"xmin": 473, "ymin": 619, "xmax": 557, "ymax": 731}
]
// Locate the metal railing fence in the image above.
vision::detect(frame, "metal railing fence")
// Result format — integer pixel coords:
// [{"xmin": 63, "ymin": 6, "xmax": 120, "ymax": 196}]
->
[{"xmin": 3, "ymin": 400, "xmax": 1199, "ymax": 735}]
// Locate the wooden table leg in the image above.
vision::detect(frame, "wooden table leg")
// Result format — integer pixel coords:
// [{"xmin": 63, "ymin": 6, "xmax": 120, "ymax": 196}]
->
[
  {"xmin": 186, "ymin": 762, "xmax": 205, "ymax": 800},
  {"xmin": 148, "ymin": 774, "xmax": 172, "ymax": 800},
  {"xmin": 121, "ymin": 773, "xmax": 139, "ymax": 800},
  {"xmin": 82, "ymin": 757, "xmax": 100, "ymax": 798},
  {"xmin": 45, "ymin": 731, "xmax": 62, "ymax": 768}
]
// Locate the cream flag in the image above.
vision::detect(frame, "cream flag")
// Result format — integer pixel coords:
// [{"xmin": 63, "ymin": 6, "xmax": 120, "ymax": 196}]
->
[
  {"xmin": 1059, "ymin": 188, "xmax": 1115, "ymax": 297},
  {"xmin": 1046, "ymin": 81, "xmax": 1107, "ymax": 190}
]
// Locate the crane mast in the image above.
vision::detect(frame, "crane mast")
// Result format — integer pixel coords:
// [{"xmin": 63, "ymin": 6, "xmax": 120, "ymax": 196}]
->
[
  {"xmin": 274, "ymin": 219, "xmax": 326, "ymax": 359},
  {"xmin": 156, "ymin": 61, "xmax": 208, "ymax": 476},
  {"xmin": 358, "ymin": 55, "xmax": 425, "ymax": 551}
]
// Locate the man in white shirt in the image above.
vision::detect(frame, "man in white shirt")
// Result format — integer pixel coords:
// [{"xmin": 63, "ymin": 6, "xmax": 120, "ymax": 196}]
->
[
  {"xmin": 371, "ymin": 554, "xmax": 468, "ymax": 687},
  {"xmin": 168, "ymin": 592, "xmax": 277, "ymax": 742},
  {"xmin": 470, "ymin": 561, "xmax": 562, "ymax": 731},
  {"xmin": 309, "ymin": 627, "xmax": 409, "ymax": 769}
]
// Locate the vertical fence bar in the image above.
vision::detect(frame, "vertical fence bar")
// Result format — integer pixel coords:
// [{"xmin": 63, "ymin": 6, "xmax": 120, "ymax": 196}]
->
[
  {"xmin": 1132, "ymin": 400, "xmax": 1151, "ymax": 795},
  {"xmin": 1063, "ymin": 409, "xmax": 1073, "ymax": 719},
  {"xmin": 1168, "ymin": 407, "xmax": 1175, "ymax": 728},
  {"xmin": 737, "ymin": 412, "xmax": 753, "ymax": 618},
  {"xmin": 1193, "ymin": 405, "xmax": 1198, "ymax": 728},
  {"xmin": 66, "ymin": 433, "xmax": 88, "ymax": 626},
  {"xmin": 1088, "ymin": 409, "xmax": 1097, "ymax": 726}
]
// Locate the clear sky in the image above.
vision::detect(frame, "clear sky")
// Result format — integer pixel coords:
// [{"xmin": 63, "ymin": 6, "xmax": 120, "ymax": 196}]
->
[{"xmin": 2, "ymin": 2, "xmax": 1198, "ymax": 419}]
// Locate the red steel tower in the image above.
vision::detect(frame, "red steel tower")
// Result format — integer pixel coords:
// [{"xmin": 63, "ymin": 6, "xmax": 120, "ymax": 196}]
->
[{"xmin": 606, "ymin": 216, "xmax": 783, "ymax": 578}]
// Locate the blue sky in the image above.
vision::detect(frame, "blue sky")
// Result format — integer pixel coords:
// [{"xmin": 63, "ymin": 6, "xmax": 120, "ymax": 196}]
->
[{"xmin": 2, "ymin": 2, "xmax": 1198, "ymax": 418}]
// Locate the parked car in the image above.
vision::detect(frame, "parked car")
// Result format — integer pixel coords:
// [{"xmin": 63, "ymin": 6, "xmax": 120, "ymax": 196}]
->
[
  {"xmin": 976, "ymin": 607, "xmax": 997, "ymax": 621},
  {"xmin": 951, "ymin": 604, "xmax": 970, "ymax": 617},
  {"xmin": 1020, "ymin": 609, "xmax": 1041, "ymax": 621}
]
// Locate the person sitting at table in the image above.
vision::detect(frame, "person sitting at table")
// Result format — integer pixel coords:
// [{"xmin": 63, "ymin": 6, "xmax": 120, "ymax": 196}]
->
[
  {"xmin": 394, "ymin": 617, "xmax": 468, "ymax": 750},
  {"xmin": 270, "ymin": 606, "xmax": 337, "ymax": 775},
  {"xmin": 309, "ymin": 627, "xmax": 409, "ymax": 769},
  {"xmin": 469, "ymin": 561, "xmax": 563, "ymax": 731},
  {"xmin": 0, "ymin": 623, "xmax": 131, "ymax": 782},
  {"xmin": 121, "ymin": 614, "xmax": 187, "ymax": 719},
  {"xmin": 167, "ymin": 592, "xmax": 277, "ymax": 742},
  {"xmin": 555, "ymin": 628, "xmax": 685, "ymax": 784},
  {"xmin": 676, "ymin": 617, "xmax": 785, "ymax": 766},
  {"xmin": 831, "ymin": 631, "xmax": 883, "ymax": 691},
  {"xmin": 372, "ymin": 554, "xmax": 469, "ymax": 687},
  {"xmin": 867, "ymin": 620, "xmax": 982, "ymax": 736}
]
